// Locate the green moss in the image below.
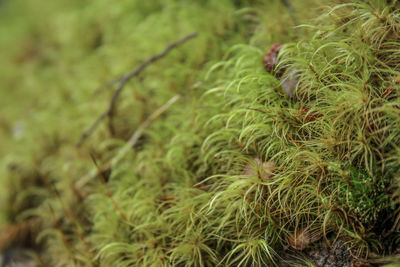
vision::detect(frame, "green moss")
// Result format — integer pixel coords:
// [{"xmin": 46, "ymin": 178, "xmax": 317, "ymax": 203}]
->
[{"xmin": 1, "ymin": 0, "xmax": 400, "ymax": 265}]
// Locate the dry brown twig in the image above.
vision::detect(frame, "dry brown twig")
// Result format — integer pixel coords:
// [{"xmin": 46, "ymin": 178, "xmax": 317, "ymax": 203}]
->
[
  {"xmin": 77, "ymin": 31, "xmax": 198, "ymax": 146},
  {"xmin": 76, "ymin": 82, "xmax": 200, "ymax": 189}
]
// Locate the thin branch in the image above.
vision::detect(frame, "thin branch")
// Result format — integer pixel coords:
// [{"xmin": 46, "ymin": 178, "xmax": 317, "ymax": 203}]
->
[
  {"xmin": 91, "ymin": 77, "xmax": 122, "ymax": 97},
  {"xmin": 77, "ymin": 31, "xmax": 198, "ymax": 146},
  {"xmin": 76, "ymin": 84, "xmax": 199, "ymax": 189}
]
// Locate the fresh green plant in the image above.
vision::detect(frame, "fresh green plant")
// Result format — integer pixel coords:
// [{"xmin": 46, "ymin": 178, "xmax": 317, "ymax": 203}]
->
[{"xmin": 1, "ymin": 0, "xmax": 400, "ymax": 266}]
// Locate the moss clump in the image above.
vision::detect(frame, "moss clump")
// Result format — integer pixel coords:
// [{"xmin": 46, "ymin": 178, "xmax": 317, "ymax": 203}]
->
[
  {"xmin": 1, "ymin": 0, "xmax": 400, "ymax": 266},
  {"xmin": 336, "ymin": 164, "xmax": 389, "ymax": 225}
]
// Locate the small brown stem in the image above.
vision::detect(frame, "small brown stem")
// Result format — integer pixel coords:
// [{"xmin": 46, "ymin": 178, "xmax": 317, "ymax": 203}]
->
[
  {"xmin": 76, "ymin": 84, "xmax": 198, "ymax": 189},
  {"xmin": 77, "ymin": 32, "xmax": 198, "ymax": 146}
]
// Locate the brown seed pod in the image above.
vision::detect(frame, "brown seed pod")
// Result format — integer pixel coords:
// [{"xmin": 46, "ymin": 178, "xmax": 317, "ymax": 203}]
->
[
  {"xmin": 263, "ymin": 43, "xmax": 283, "ymax": 74},
  {"xmin": 263, "ymin": 44, "xmax": 300, "ymax": 97},
  {"xmin": 286, "ymin": 228, "xmax": 322, "ymax": 250},
  {"xmin": 287, "ymin": 228, "xmax": 311, "ymax": 250},
  {"xmin": 243, "ymin": 158, "xmax": 275, "ymax": 181}
]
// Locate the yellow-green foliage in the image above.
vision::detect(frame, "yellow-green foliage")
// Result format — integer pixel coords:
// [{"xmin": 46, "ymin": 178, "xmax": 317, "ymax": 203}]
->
[{"xmin": 1, "ymin": 0, "xmax": 400, "ymax": 266}]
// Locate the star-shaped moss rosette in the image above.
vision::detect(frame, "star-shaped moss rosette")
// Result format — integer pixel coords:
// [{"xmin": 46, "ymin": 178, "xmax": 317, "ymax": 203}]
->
[{"xmin": 243, "ymin": 158, "xmax": 275, "ymax": 182}]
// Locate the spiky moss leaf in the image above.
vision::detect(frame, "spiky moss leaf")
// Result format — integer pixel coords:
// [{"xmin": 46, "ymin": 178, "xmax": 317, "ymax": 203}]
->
[
  {"xmin": 6, "ymin": 0, "xmax": 400, "ymax": 265},
  {"xmin": 198, "ymin": 0, "xmax": 400, "ymax": 261},
  {"xmin": 274, "ymin": 0, "xmax": 400, "ymax": 257},
  {"xmin": 0, "ymin": 0, "xmax": 329, "ymax": 264},
  {"xmin": 0, "ymin": 0, "xmax": 268, "ymax": 261}
]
